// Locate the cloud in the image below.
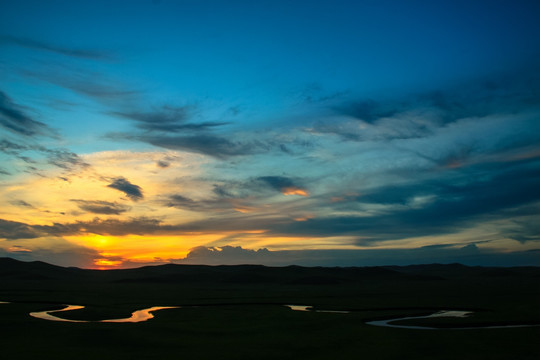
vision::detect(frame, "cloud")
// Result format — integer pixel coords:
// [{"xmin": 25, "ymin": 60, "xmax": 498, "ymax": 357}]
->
[
  {"xmin": 317, "ymin": 67, "xmax": 540, "ymax": 142},
  {"xmin": 0, "ymin": 138, "xmax": 89, "ymax": 174},
  {"xmin": 70, "ymin": 199, "xmax": 131, "ymax": 215},
  {"xmin": 118, "ymin": 133, "xmax": 263, "ymax": 158},
  {"xmin": 181, "ymin": 245, "xmax": 272, "ymax": 265},
  {"xmin": 157, "ymin": 160, "xmax": 171, "ymax": 168},
  {"xmin": 45, "ymin": 148, "xmax": 90, "ymax": 171},
  {"xmin": 0, "ymin": 219, "xmax": 43, "ymax": 240},
  {"xmin": 0, "ymin": 34, "xmax": 114, "ymax": 60},
  {"xmin": 268, "ymin": 162, "xmax": 540, "ymax": 242},
  {"xmin": 209, "ymin": 176, "xmax": 310, "ymax": 200},
  {"xmin": 332, "ymin": 99, "xmax": 400, "ymax": 124},
  {"xmin": 106, "ymin": 177, "xmax": 144, "ymax": 201},
  {"xmin": 9, "ymin": 200, "xmax": 35, "ymax": 208},
  {"xmin": 0, "ymin": 91, "xmax": 56, "ymax": 137},
  {"xmin": 176, "ymin": 245, "xmax": 540, "ymax": 267},
  {"xmin": 22, "ymin": 65, "xmax": 139, "ymax": 103},
  {"xmin": 257, "ymin": 176, "xmax": 309, "ymax": 196},
  {"xmin": 0, "ymin": 217, "xmax": 168, "ymax": 239},
  {"xmin": 501, "ymin": 220, "xmax": 540, "ymax": 243},
  {"xmin": 111, "ymin": 106, "xmax": 228, "ymax": 133}
]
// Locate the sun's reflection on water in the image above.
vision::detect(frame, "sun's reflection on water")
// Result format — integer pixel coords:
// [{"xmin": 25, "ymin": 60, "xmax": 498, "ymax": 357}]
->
[{"xmin": 29, "ymin": 305, "xmax": 179, "ymax": 323}]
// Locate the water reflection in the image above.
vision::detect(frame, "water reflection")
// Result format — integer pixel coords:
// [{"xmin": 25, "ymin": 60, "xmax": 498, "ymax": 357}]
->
[
  {"xmin": 366, "ymin": 310, "xmax": 472, "ymax": 330},
  {"xmin": 285, "ymin": 305, "xmax": 312, "ymax": 311},
  {"xmin": 24, "ymin": 303, "xmax": 540, "ymax": 329},
  {"xmin": 365, "ymin": 310, "xmax": 540, "ymax": 329},
  {"xmin": 30, "ymin": 305, "xmax": 87, "ymax": 322},
  {"xmin": 30, "ymin": 305, "xmax": 179, "ymax": 323},
  {"xmin": 102, "ymin": 306, "xmax": 179, "ymax": 323},
  {"xmin": 285, "ymin": 305, "xmax": 350, "ymax": 313}
]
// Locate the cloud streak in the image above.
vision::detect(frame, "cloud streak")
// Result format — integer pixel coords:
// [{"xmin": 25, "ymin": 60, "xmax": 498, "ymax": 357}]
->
[
  {"xmin": 0, "ymin": 91, "xmax": 56, "ymax": 137},
  {"xmin": 71, "ymin": 200, "xmax": 131, "ymax": 215},
  {"xmin": 1, "ymin": 34, "xmax": 114, "ymax": 60}
]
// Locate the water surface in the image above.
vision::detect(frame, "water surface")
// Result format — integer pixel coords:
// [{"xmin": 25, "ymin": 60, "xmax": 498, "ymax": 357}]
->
[
  {"xmin": 30, "ymin": 305, "xmax": 179, "ymax": 323},
  {"xmin": 285, "ymin": 305, "xmax": 349, "ymax": 313}
]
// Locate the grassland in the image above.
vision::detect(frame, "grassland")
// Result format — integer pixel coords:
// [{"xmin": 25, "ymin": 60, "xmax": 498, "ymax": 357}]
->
[{"xmin": 1, "ymin": 258, "xmax": 539, "ymax": 359}]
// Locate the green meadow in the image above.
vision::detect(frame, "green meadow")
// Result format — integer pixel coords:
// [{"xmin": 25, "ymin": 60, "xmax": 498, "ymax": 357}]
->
[{"xmin": 1, "ymin": 258, "xmax": 539, "ymax": 359}]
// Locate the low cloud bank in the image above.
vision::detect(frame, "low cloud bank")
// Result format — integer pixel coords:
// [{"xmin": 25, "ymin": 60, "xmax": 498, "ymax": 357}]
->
[{"xmin": 176, "ymin": 245, "xmax": 540, "ymax": 267}]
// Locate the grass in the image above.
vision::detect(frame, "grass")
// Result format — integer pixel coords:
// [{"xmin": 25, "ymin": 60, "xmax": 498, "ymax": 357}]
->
[{"xmin": 1, "ymin": 259, "xmax": 539, "ymax": 359}]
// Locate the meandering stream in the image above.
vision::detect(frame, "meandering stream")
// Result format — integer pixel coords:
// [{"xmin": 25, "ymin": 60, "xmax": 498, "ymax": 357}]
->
[
  {"xmin": 29, "ymin": 305, "xmax": 179, "ymax": 323},
  {"xmin": 286, "ymin": 306, "xmax": 540, "ymax": 330},
  {"xmin": 2, "ymin": 301, "xmax": 538, "ymax": 328}
]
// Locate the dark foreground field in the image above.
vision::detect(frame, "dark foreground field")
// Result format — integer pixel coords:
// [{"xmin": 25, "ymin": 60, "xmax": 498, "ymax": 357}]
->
[{"xmin": 1, "ymin": 258, "xmax": 539, "ymax": 359}]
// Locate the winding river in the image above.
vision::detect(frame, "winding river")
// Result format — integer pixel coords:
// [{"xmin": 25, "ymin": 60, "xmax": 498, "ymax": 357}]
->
[
  {"xmin": 2, "ymin": 301, "xmax": 538, "ymax": 328},
  {"xmin": 286, "ymin": 305, "xmax": 540, "ymax": 330},
  {"xmin": 29, "ymin": 305, "xmax": 179, "ymax": 323}
]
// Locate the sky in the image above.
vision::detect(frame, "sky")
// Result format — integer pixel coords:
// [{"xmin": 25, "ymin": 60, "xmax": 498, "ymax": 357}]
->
[{"xmin": 1, "ymin": 0, "xmax": 540, "ymax": 269}]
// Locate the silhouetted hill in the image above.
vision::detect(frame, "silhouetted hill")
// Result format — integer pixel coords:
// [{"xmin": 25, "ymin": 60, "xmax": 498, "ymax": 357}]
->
[
  {"xmin": 1, "ymin": 257, "xmax": 539, "ymax": 285},
  {"xmin": 0, "ymin": 257, "xmax": 80, "ymax": 281}
]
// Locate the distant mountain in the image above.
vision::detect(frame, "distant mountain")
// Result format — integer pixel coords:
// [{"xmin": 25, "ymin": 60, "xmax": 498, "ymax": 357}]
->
[{"xmin": 1, "ymin": 257, "xmax": 538, "ymax": 285}]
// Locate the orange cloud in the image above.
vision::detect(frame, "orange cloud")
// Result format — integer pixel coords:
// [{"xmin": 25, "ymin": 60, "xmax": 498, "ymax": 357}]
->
[{"xmin": 282, "ymin": 187, "xmax": 309, "ymax": 196}]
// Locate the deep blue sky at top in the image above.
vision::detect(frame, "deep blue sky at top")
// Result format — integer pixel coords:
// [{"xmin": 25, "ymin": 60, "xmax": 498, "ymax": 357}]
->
[{"xmin": 3, "ymin": 0, "xmax": 540, "ymax": 142}]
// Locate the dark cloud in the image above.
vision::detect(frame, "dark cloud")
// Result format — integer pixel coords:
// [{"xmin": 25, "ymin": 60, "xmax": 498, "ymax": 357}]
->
[
  {"xmin": 0, "ymin": 34, "xmax": 114, "ymax": 60},
  {"xmin": 0, "ymin": 217, "xmax": 169, "ymax": 239},
  {"xmin": 251, "ymin": 176, "xmax": 309, "ymax": 196},
  {"xmin": 165, "ymin": 193, "xmax": 245, "ymax": 213},
  {"xmin": 501, "ymin": 220, "xmax": 540, "ymax": 243},
  {"xmin": 156, "ymin": 155, "xmax": 179, "ymax": 168},
  {"xmin": 156, "ymin": 160, "xmax": 170, "ymax": 168},
  {"xmin": 163, "ymin": 158, "xmax": 540, "ymax": 243},
  {"xmin": 270, "ymin": 161, "xmax": 540, "ymax": 241},
  {"xmin": 45, "ymin": 148, "xmax": 89, "ymax": 171},
  {"xmin": 0, "ymin": 219, "xmax": 44, "ymax": 240},
  {"xmin": 176, "ymin": 245, "xmax": 540, "ymax": 267},
  {"xmin": 111, "ymin": 106, "xmax": 228, "ymax": 133},
  {"xmin": 166, "ymin": 194, "xmax": 197, "ymax": 209},
  {"xmin": 332, "ymin": 99, "xmax": 400, "ymax": 124},
  {"xmin": 0, "ymin": 91, "xmax": 56, "ymax": 137},
  {"xmin": 123, "ymin": 133, "xmax": 263, "ymax": 158},
  {"xmin": 106, "ymin": 177, "xmax": 144, "ymax": 201},
  {"xmin": 181, "ymin": 246, "xmax": 272, "ymax": 265},
  {"xmin": 209, "ymin": 176, "xmax": 309, "ymax": 200},
  {"xmin": 320, "ymin": 68, "xmax": 540, "ymax": 142},
  {"xmin": 0, "ymin": 139, "xmax": 89, "ymax": 173},
  {"xmin": 257, "ymin": 176, "xmax": 306, "ymax": 194},
  {"xmin": 70, "ymin": 200, "xmax": 131, "ymax": 215}
]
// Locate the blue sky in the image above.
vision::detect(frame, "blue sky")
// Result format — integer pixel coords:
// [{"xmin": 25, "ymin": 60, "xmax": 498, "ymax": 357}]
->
[{"xmin": 1, "ymin": 0, "xmax": 540, "ymax": 268}]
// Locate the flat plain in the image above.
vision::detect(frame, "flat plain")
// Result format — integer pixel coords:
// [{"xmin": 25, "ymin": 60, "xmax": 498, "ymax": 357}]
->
[{"xmin": 1, "ymin": 258, "xmax": 539, "ymax": 360}]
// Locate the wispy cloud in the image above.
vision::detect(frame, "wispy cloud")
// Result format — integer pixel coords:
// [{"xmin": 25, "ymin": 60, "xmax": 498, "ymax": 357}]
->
[
  {"xmin": 9, "ymin": 200, "xmax": 35, "ymax": 208},
  {"xmin": 0, "ymin": 34, "xmax": 114, "ymax": 61},
  {"xmin": 0, "ymin": 91, "xmax": 57, "ymax": 137},
  {"xmin": 0, "ymin": 138, "xmax": 89, "ymax": 174},
  {"xmin": 114, "ymin": 133, "xmax": 264, "ymax": 158},
  {"xmin": 70, "ymin": 199, "xmax": 131, "ymax": 215},
  {"xmin": 110, "ymin": 105, "xmax": 229, "ymax": 133}
]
